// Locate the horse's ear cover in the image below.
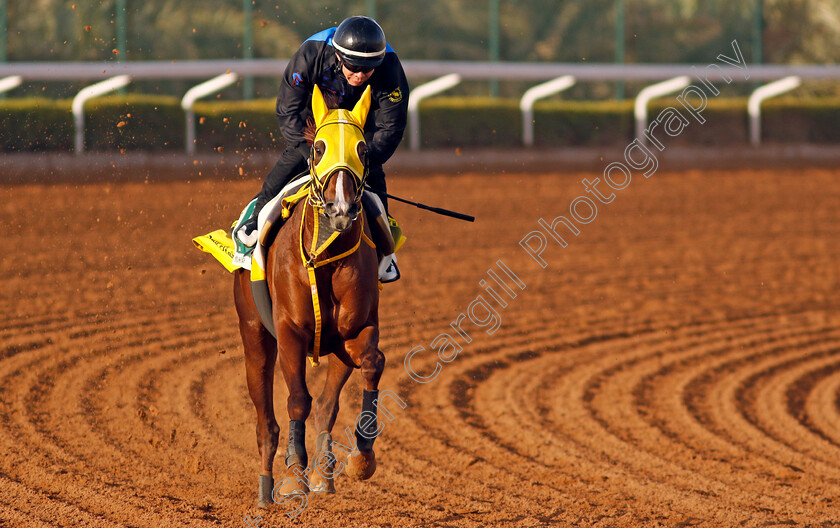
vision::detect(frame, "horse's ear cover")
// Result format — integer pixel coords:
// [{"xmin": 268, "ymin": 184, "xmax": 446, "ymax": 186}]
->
[
  {"xmin": 312, "ymin": 84, "xmax": 328, "ymax": 127},
  {"xmin": 351, "ymin": 85, "xmax": 372, "ymax": 129}
]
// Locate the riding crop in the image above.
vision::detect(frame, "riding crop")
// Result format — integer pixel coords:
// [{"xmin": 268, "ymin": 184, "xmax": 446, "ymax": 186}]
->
[{"xmin": 364, "ymin": 185, "xmax": 475, "ymax": 222}]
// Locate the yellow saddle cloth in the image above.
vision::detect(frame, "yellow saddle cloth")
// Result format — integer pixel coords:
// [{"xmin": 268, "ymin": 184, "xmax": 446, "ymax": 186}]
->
[{"xmin": 192, "ymin": 229, "xmax": 238, "ymax": 273}]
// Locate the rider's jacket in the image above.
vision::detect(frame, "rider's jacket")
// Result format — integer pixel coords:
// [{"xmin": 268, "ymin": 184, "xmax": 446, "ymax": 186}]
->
[{"xmin": 276, "ymin": 28, "xmax": 410, "ymax": 167}]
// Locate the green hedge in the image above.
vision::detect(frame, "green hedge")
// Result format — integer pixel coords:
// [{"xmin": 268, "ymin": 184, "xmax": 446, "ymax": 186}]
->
[
  {"xmin": 2, "ymin": 95, "xmax": 839, "ymax": 152},
  {"xmin": 87, "ymin": 95, "xmax": 184, "ymax": 151},
  {"xmin": 764, "ymin": 97, "xmax": 840, "ymax": 143},
  {"xmin": 192, "ymin": 99, "xmax": 282, "ymax": 152},
  {"xmin": 0, "ymin": 98, "xmax": 74, "ymax": 151},
  {"xmin": 645, "ymin": 98, "xmax": 749, "ymax": 147},
  {"xmin": 533, "ymin": 100, "xmax": 635, "ymax": 147}
]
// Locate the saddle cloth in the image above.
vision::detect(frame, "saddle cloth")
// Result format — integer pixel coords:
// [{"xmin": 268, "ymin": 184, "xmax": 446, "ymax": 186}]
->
[{"xmin": 192, "ymin": 174, "xmax": 311, "ymax": 273}]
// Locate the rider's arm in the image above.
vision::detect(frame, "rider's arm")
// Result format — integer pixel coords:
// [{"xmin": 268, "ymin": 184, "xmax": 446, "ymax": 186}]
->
[
  {"xmin": 276, "ymin": 43, "xmax": 320, "ymax": 161},
  {"xmin": 367, "ymin": 55, "xmax": 410, "ymax": 166}
]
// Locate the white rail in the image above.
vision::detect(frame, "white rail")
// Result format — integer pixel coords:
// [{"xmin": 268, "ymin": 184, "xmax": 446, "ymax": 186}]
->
[
  {"xmin": 520, "ymin": 75, "xmax": 576, "ymax": 147},
  {"xmin": 408, "ymin": 73, "xmax": 461, "ymax": 151},
  {"xmin": 748, "ymin": 76, "xmax": 801, "ymax": 146},
  {"xmin": 2, "ymin": 60, "xmax": 840, "ymax": 81},
  {"xmin": 0, "ymin": 76, "xmax": 22, "ymax": 95},
  {"xmin": 635, "ymin": 76, "xmax": 691, "ymax": 144},
  {"xmin": 72, "ymin": 75, "xmax": 131, "ymax": 154},
  {"xmin": 181, "ymin": 72, "xmax": 239, "ymax": 154}
]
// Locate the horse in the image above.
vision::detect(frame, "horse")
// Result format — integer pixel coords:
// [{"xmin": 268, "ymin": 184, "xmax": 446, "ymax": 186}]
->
[{"xmin": 233, "ymin": 84, "xmax": 385, "ymax": 508}]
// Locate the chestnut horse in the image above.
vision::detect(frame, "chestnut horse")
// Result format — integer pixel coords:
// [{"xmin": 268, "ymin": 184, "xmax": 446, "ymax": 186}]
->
[{"xmin": 233, "ymin": 85, "xmax": 384, "ymax": 508}]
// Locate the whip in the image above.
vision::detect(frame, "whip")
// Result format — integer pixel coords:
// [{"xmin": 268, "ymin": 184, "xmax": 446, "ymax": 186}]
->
[{"xmin": 365, "ymin": 185, "xmax": 475, "ymax": 222}]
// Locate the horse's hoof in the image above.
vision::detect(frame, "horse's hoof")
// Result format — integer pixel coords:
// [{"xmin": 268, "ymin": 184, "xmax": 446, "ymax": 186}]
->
[
  {"xmin": 257, "ymin": 473, "xmax": 274, "ymax": 508},
  {"xmin": 309, "ymin": 468, "xmax": 336, "ymax": 493},
  {"xmin": 346, "ymin": 450, "xmax": 376, "ymax": 481},
  {"xmin": 310, "ymin": 431, "xmax": 337, "ymax": 493},
  {"xmin": 275, "ymin": 464, "xmax": 309, "ymax": 496}
]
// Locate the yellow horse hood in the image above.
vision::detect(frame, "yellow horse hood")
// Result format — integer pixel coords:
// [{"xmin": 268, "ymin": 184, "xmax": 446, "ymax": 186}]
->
[{"xmin": 310, "ymin": 84, "xmax": 371, "ymax": 183}]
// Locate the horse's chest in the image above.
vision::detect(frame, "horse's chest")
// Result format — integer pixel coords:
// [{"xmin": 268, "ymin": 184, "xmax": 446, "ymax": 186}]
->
[{"xmin": 326, "ymin": 271, "xmax": 375, "ymax": 336}]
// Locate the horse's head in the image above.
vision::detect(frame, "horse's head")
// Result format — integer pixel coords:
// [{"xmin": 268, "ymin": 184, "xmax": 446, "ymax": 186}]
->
[{"xmin": 309, "ymin": 84, "xmax": 371, "ymax": 232}]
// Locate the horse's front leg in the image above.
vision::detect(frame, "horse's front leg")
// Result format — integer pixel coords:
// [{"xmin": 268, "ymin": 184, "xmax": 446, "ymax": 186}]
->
[
  {"xmin": 344, "ymin": 325, "xmax": 385, "ymax": 481},
  {"xmin": 309, "ymin": 354, "xmax": 353, "ymax": 493},
  {"xmin": 274, "ymin": 325, "xmax": 313, "ymax": 497}
]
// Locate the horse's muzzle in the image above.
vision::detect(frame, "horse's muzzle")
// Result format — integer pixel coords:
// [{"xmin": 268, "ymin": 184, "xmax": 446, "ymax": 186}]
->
[{"xmin": 324, "ymin": 201, "xmax": 360, "ymax": 232}]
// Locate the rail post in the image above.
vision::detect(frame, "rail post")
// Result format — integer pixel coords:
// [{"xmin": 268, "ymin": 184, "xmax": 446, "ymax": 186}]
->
[
  {"xmin": 520, "ymin": 75, "xmax": 575, "ymax": 147},
  {"xmin": 635, "ymin": 75, "xmax": 691, "ymax": 144},
  {"xmin": 72, "ymin": 75, "xmax": 131, "ymax": 154},
  {"xmin": 181, "ymin": 72, "xmax": 239, "ymax": 154},
  {"xmin": 748, "ymin": 76, "xmax": 801, "ymax": 146},
  {"xmin": 408, "ymin": 73, "xmax": 461, "ymax": 151}
]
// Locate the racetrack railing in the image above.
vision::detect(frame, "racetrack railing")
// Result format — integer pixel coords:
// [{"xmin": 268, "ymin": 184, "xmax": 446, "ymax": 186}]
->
[{"xmin": 2, "ymin": 60, "xmax": 839, "ymax": 152}]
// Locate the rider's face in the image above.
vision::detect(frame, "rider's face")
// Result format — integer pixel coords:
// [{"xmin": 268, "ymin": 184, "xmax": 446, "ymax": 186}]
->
[{"xmin": 337, "ymin": 54, "xmax": 375, "ymax": 86}]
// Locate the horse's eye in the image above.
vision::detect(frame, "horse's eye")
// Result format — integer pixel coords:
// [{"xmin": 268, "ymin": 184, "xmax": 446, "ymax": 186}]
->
[
  {"xmin": 357, "ymin": 142, "xmax": 367, "ymax": 164},
  {"xmin": 314, "ymin": 140, "xmax": 326, "ymax": 163}
]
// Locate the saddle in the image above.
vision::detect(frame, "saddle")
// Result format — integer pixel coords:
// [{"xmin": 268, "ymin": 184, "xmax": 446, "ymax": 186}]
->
[
  {"xmin": 266, "ymin": 182, "xmax": 399, "ymax": 257},
  {"xmin": 251, "ymin": 184, "xmax": 401, "ymax": 277},
  {"xmin": 212, "ymin": 174, "xmax": 401, "ymax": 273},
  {"xmin": 194, "ymin": 187, "xmax": 404, "ymax": 277}
]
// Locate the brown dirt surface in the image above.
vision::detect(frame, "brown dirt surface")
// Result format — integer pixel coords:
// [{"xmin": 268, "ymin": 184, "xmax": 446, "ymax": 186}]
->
[{"xmin": 1, "ymin": 166, "xmax": 839, "ymax": 527}]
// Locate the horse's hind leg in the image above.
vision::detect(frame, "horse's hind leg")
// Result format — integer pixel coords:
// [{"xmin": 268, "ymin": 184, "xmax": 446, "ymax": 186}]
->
[
  {"xmin": 309, "ymin": 355, "xmax": 353, "ymax": 493},
  {"xmin": 344, "ymin": 326, "xmax": 385, "ymax": 481},
  {"xmin": 234, "ymin": 272, "xmax": 280, "ymax": 508}
]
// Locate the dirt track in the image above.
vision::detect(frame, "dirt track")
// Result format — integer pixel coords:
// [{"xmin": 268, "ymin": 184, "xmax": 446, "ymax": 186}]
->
[{"xmin": 1, "ymin": 166, "xmax": 839, "ymax": 527}]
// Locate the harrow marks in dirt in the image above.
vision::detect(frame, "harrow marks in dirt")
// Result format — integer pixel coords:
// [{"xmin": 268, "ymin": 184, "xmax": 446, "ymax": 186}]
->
[{"xmin": 0, "ymin": 168, "xmax": 838, "ymax": 527}]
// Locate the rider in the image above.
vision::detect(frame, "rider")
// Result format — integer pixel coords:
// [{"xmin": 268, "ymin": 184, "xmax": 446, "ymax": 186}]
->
[{"xmin": 237, "ymin": 15, "xmax": 409, "ymax": 282}]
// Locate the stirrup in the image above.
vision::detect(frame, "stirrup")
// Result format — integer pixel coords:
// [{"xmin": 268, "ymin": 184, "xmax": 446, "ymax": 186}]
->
[{"xmin": 378, "ymin": 254, "xmax": 400, "ymax": 283}]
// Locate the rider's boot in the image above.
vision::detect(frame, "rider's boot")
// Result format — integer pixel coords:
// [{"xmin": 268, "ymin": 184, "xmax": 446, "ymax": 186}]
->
[
  {"xmin": 236, "ymin": 216, "xmax": 259, "ymax": 248},
  {"xmin": 378, "ymin": 254, "xmax": 400, "ymax": 283}
]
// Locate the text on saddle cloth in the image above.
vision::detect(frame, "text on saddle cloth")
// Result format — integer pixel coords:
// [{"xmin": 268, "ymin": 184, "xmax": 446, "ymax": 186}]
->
[{"xmin": 191, "ymin": 229, "xmax": 239, "ymax": 273}]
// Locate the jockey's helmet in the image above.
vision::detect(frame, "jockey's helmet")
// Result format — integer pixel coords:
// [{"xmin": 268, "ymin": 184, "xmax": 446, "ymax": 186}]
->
[{"xmin": 333, "ymin": 16, "xmax": 387, "ymax": 71}]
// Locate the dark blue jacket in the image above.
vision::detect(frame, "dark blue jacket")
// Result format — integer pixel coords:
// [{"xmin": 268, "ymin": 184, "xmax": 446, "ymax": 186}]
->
[{"xmin": 277, "ymin": 27, "xmax": 410, "ymax": 166}]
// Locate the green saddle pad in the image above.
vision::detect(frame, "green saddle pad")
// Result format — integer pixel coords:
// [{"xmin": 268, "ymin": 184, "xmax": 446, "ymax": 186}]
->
[{"xmin": 231, "ymin": 198, "xmax": 257, "ymax": 269}]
